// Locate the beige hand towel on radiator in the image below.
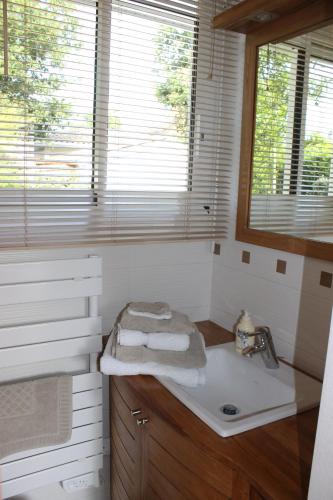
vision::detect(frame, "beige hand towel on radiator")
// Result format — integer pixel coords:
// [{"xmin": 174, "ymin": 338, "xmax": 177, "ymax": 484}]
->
[{"xmin": 0, "ymin": 375, "xmax": 72, "ymax": 459}]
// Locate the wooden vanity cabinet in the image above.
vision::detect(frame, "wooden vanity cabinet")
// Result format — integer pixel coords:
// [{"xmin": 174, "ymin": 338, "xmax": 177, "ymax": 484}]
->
[
  {"xmin": 110, "ymin": 376, "xmax": 266, "ymax": 500},
  {"xmin": 109, "ymin": 322, "xmax": 318, "ymax": 500},
  {"xmin": 144, "ymin": 402, "xmax": 233, "ymax": 499},
  {"xmin": 250, "ymin": 490, "xmax": 266, "ymax": 500}
]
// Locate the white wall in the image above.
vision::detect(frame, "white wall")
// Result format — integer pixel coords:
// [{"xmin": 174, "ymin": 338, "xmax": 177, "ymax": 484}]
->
[
  {"xmin": 211, "ymin": 239, "xmax": 333, "ymax": 378},
  {"xmin": 0, "ymin": 241, "xmax": 213, "ymax": 334},
  {"xmin": 4, "ymin": 240, "xmax": 213, "ymax": 500},
  {"xmin": 308, "ymin": 308, "xmax": 333, "ymax": 500}
]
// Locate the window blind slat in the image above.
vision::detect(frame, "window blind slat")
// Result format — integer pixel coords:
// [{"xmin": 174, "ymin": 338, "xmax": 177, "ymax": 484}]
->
[{"xmin": 0, "ymin": 0, "xmax": 240, "ymax": 247}]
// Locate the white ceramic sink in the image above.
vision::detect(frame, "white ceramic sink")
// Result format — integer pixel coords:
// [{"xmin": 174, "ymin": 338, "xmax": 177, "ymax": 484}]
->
[{"xmin": 157, "ymin": 342, "xmax": 322, "ymax": 437}]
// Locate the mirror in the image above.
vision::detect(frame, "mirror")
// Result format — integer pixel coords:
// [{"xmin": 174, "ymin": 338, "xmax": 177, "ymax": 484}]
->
[{"xmin": 237, "ymin": 7, "xmax": 333, "ymax": 261}]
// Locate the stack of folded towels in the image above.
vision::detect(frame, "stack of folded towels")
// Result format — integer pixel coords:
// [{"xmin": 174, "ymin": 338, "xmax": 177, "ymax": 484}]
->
[{"xmin": 100, "ymin": 302, "xmax": 206, "ymax": 387}]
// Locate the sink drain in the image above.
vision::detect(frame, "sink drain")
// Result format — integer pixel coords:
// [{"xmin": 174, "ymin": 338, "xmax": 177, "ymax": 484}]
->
[{"xmin": 220, "ymin": 404, "xmax": 240, "ymax": 416}]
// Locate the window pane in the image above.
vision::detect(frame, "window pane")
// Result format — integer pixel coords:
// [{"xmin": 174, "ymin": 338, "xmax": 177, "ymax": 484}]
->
[
  {"xmin": 0, "ymin": 0, "xmax": 96, "ymax": 190},
  {"xmin": 251, "ymin": 43, "xmax": 297, "ymax": 196},
  {"xmin": 106, "ymin": 2, "xmax": 197, "ymax": 191},
  {"xmin": 301, "ymin": 56, "xmax": 333, "ymax": 196},
  {"xmin": 249, "ymin": 24, "xmax": 333, "ymax": 241}
]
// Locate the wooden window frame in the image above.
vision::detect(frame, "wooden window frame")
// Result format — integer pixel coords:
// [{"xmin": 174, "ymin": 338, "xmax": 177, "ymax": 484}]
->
[{"xmin": 236, "ymin": 0, "xmax": 333, "ymax": 261}]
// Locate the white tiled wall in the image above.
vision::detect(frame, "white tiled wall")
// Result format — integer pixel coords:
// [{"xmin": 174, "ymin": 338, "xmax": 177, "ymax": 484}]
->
[
  {"xmin": 210, "ymin": 124, "xmax": 333, "ymax": 378},
  {"xmin": 0, "ymin": 241, "xmax": 213, "ymax": 334},
  {"xmin": 6, "ymin": 236, "xmax": 333, "ymax": 500},
  {"xmin": 211, "ymin": 239, "xmax": 333, "ymax": 378}
]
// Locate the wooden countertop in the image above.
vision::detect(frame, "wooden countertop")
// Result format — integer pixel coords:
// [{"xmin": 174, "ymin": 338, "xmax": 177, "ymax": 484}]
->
[{"xmin": 121, "ymin": 321, "xmax": 319, "ymax": 500}]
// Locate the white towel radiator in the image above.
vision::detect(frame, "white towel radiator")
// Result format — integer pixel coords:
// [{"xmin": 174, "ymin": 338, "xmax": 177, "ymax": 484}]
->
[{"xmin": 0, "ymin": 256, "xmax": 103, "ymax": 499}]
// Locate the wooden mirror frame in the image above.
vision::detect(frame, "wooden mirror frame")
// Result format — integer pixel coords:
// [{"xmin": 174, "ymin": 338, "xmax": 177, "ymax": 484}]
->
[{"xmin": 236, "ymin": 0, "xmax": 333, "ymax": 261}]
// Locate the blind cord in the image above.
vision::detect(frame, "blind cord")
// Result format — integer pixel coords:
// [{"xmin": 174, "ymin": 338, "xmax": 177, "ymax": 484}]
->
[{"xmin": 2, "ymin": 0, "xmax": 8, "ymax": 76}]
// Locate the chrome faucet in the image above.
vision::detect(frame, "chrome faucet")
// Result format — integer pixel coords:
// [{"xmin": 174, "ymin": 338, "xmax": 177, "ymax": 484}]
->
[{"xmin": 241, "ymin": 326, "xmax": 279, "ymax": 369}]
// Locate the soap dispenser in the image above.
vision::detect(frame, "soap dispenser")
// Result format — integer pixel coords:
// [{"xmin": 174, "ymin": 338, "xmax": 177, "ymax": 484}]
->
[{"xmin": 235, "ymin": 310, "xmax": 255, "ymax": 354}]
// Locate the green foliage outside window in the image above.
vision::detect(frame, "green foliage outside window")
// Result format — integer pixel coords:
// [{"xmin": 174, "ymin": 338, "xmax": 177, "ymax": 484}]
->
[
  {"xmin": 252, "ymin": 47, "xmax": 291, "ymax": 195},
  {"xmin": 0, "ymin": 0, "xmax": 79, "ymax": 139},
  {"xmin": 0, "ymin": 0, "xmax": 81, "ymax": 188},
  {"xmin": 154, "ymin": 26, "xmax": 194, "ymax": 139},
  {"xmin": 252, "ymin": 45, "xmax": 333, "ymax": 196}
]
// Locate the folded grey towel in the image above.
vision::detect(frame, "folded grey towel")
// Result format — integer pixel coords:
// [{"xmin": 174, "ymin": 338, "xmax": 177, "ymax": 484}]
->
[
  {"xmin": 120, "ymin": 310, "xmax": 195, "ymax": 334},
  {"xmin": 112, "ymin": 324, "xmax": 206, "ymax": 369},
  {"xmin": 0, "ymin": 375, "xmax": 72, "ymax": 459},
  {"xmin": 128, "ymin": 301, "xmax": 171, "ymax": 318}
]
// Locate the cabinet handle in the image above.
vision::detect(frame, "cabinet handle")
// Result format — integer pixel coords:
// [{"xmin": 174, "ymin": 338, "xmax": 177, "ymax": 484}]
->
[
  {"xmin": 130, "ymin": 408, "xmax": 142, "ymax": 416},
  {"xmin": 136, "ymin": 417, "xmax": 149, "ymax": 426}
]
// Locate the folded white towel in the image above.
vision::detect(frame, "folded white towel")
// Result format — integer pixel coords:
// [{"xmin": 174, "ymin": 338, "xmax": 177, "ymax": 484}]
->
[
  {"xmin": 118, "ymin": 328, "xmax": 190, "ymax": 352},
  {"xmin": 101, "ymin": 332, "xmax": 205, "ymax": 387},
  {"xmin": 100, "ymin": 351, "xmax": 206, "ymax": 388}
]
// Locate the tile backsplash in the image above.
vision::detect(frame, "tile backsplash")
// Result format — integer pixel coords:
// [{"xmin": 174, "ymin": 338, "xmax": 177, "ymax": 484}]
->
[
  {"xmin": 0, "ymin": 241, "xmax": 213, "ymax": 334},
  {"xmin": 211, "ymin": 239, "xmax": 333, "ymax": 378}
]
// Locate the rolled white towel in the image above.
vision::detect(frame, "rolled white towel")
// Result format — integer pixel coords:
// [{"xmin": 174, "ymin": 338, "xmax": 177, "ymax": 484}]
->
[
  {"xmin": 118, "ymin": 328, "xmax": 190, "ymax": 352},
  {"xmin": 100, "ymin": 354, "xmax": 206, "ymax": 388}
]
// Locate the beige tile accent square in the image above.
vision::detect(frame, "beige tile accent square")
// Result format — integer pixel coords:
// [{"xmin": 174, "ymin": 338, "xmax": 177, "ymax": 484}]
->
[
  {"xmin": 276, "ymin": 259, "xmax": 287, "ymax": 274},
  {"xmin": 242, "ymin": 250, "xmax": 250, "ymax": 264},
  {"xmin": 320, "ymin": 271, "xmax": 332, "ymax": 288},
  {"xmin": 214, "ymin": 243, "xmax": 221, "ymax": 256}
]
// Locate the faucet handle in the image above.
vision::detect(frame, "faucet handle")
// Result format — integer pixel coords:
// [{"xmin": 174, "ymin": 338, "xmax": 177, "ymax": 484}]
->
[
  {"xmin": 246, "ymin": 330, "xmax": 265, "ymax": 338},
  {"xmin": 242, "ymin": 345, "xmax": 255, "ymax": 356},
  {"xmin": 255, "ymin": 325, "xmax": 270, "ymax": 333},
  {"xmin": 241, "ymin": 326, "xmax": 279, "ymax": 369},
  {"xmin": 246, "ymin": 326, "xmax": 270, "ymax": 337}
]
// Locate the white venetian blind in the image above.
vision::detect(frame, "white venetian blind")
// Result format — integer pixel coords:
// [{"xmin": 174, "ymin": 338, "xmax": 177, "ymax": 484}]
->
[
  {"xmin": 0, "ymin": 0, "xmax": 97, "ymax": 247},
  {"xmin": 250, "ymin": 25, "xmax": 333, "ymax": 241},
  {"xmin": 0, "ymin": 0, "xmax": 240, "ymax": 247}
]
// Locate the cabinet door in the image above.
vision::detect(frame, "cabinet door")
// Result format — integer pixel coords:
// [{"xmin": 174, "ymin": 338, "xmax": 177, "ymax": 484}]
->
[
  {"xmin": 143, "ymin": 408, "xmax": 233, "ymax": 500},
  {"xmin": 110, "ymin": 377, "xmax": 266, "ymax": 500},
  {"xmin": 111, "ymin": 377, "xmax": 149, "ymax": 500}
]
